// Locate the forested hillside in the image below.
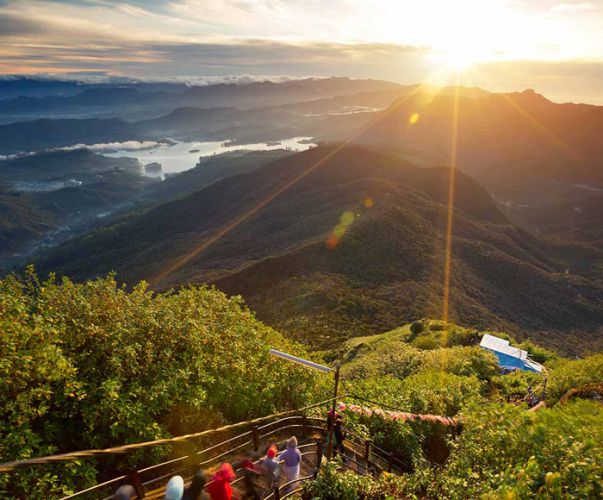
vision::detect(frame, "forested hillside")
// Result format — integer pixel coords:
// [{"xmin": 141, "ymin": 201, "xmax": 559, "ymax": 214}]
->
[
  {"xmin": 34, "ymin": 146, "xmax": 603, "ymax": 354},
  {"xmin": 0, "ymin": 270, "xmax": 321, "ymax": 497},
  {"xmin": 1, "ymin": 272, "xmax": 601, "ymax": 498}
]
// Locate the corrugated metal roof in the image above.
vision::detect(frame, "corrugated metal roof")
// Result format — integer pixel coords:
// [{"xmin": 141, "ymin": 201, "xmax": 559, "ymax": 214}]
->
[
  {"xmin": 480, "ymin": 334, "xmax": 544, "ymax": 373},
  {"xmin": 524, "ymin": 358, "xmax": 544, "ymax": 373},
  {"xmin": 480, "ymin": 333, "xmax": 527, "ymax": 360}
]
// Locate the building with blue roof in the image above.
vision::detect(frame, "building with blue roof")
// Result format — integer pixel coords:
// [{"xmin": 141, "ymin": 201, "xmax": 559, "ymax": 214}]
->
[{"xmin": 480, "ymin": 333, "xmax": 544, "ymax": 373}]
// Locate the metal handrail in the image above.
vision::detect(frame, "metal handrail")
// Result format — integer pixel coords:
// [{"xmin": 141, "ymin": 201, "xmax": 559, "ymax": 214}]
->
[
  {"xmin": 64, "ymin": 420, "xmax": 402, "ymax": 499},
  {"xmin": 47, "ymin": 393, "xmax": 415, "ymax": 499},
  {"xmin": 2, "ymin": 396, "xmax": 346, "ymax": 473}
]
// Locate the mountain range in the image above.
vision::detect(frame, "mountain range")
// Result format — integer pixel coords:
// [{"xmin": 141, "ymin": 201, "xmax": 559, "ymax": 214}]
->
[{"xmin": 33, "ymin": 145, "xmax": 603, "ymax": 355}]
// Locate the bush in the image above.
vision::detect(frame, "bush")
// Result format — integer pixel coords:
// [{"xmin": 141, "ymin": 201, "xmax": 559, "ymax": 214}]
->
[
  {"xmin": 303, "ymin": 461, "xmax": 418, "ymax": 499},
  {"xmin": 410, "ymin": 320, "xmax": 424, "ymax": 336},
  {"xmin": 400, "ymin": 371, "xmax": 485, "ymax": 416},
  {"xmin": 0, "ymin": 271, "xmax": 321, "ymax": 497},
  {"xmin": 421, "ymin": 346, "xmax": 499, "ymax": 380},
  {"xmin": 307, "ymin": 401, "xmax": 603, "ymax": 499},
  {"xmin": 341, "ymin": 342, "xmax": 422, "ymax": 380},
  {"xmin": 432, "ymin": 400, "xmax": 603, "ymax": 499},
  {"xmin": 490, "ymin": 370, "xmax": 542, "ymax": 401},
  {"xmin": 517, "ymin": 339, "xmax": 558, "ymax": 364},
  {"xmin": 545, "ymin": 354, "xmax": 603, "ymax": 405}
]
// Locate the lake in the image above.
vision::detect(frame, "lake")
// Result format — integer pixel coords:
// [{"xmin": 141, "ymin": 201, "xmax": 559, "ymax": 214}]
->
[{"xmin": 104, "ymin": 137, "xmax": 315, "ymax": 175}]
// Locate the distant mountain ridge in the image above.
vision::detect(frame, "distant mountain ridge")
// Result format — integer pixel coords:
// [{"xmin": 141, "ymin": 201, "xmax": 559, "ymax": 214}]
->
[
  {"xmin": 0, "ymin": 77, "xmax": 402, "ymax": 119},
  {"xmin": 355, "ymin": 89, "xmax": 603, "ymax": 196}
]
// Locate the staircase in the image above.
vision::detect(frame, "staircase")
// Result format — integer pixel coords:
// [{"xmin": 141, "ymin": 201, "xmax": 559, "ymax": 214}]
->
[{"xmin": 0, "ymin": 397, "xmax": 408, "ymax": 499}]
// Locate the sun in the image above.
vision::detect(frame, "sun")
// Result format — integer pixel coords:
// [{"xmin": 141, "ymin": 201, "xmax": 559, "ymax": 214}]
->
[{"xmin": 433, "ymin": 43, "xmax": 483, "ymax": 71}]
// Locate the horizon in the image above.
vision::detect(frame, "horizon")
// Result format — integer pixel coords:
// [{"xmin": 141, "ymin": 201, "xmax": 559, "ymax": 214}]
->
[
  {"xmin": 0, "ymin": 73, "xmax": 597, "ymax": 107},
  {"xmin": 1, "ymin": 0, "xmax": 603, "ymax": 105}
]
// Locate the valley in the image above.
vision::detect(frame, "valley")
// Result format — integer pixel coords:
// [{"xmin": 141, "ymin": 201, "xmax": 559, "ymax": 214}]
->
[
  {"xmin": 1, "ymin": 77, "xmax": 602, "ymax": 356},
  {"xmin": 2, "ymin": 2, "xmax": 603, "ymax": 498}
]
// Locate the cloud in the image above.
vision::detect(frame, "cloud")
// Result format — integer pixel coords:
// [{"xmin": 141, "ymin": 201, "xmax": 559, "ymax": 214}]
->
[
  {"xmin": 60, "ymin": 140, "xmax": 163, "ymax": 152},
  {"xmin": 550, "ymin": 2, "xmax": 597, "ymax": 14}
]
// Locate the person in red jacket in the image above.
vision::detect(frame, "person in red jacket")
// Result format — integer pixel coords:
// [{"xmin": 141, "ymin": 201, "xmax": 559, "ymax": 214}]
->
[{"xmin": 206, "ymin": 463, "xmax": 239, "ymax": 500}]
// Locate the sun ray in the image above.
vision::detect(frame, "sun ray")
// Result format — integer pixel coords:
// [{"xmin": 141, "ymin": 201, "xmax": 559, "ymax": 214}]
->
[
  {"xmin": 149, "ymin": 83, "xmax": 443, "ymax": 286},
  {"xmin": 441, "ymin": 72, "xmax": 461, "ymax": 327}
]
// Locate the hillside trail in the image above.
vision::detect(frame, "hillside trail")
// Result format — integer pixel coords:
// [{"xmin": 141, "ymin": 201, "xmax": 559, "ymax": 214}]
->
[{"xmin": 144, "ymin": 436, "xmax": 371, "ymax": 499}]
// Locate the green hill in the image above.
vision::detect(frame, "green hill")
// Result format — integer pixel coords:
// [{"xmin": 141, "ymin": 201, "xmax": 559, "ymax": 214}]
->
[
  {"xmin": 306, "ymin": 319, "xmax": 603, "ymax": 499},
  {"xmin": 0, "ymin": 150, "xmax": 157, "ymax": 267},
  {"xmin": 34, "ymin": 145, "xmax": 603, "ymax": 355},
  {"xmin": 0, "ymin": 190, "xmax": 53, "ymax": 258},
  {"xmin": 2, "ymin": 271, "xmax": 600, "ymax": 498}
]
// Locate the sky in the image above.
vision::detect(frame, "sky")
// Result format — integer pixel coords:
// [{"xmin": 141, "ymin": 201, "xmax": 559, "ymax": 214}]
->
[{"xmin": 1, "ymin": 0, "xmax": 603, "ymax": 103}]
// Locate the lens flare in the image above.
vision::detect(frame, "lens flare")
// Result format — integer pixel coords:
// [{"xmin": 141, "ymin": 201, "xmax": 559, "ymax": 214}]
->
[{"xmin": 441, "ymin": 79, "xmax": 461, "ymax": 327}]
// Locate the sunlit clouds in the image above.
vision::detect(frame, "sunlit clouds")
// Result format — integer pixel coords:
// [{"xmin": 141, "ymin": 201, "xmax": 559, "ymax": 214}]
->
[{"xmin": 1, "ymin": 1, "xmax": 603, "ymax": 102}]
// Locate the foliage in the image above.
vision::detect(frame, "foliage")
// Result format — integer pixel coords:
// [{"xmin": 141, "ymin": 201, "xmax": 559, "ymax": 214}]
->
[
  {"xmin": 409, "ymin": 320, "xmax": 424, "ymax": 337},
  {"xmin": 400, "ymin": 371, "xmax": 485, "ymax": 417},
  {"xmin": 420, "ymin": 346, "xmax": 499, "ymax": 380},
  {"xmin": 410, "ymin": 322, "xmax": 480, "ymax": 350},
  {"xmin": 517, "ymin": 339, "xmax": 558, "ymax": 364},
  {"xmin": 343, "ymin": 372, "xmax": 483, "ymax": 467},
  {"xmin": 431, "ymin": 400, "xmax": 603, "ymax": 499},
  {"xmin": 303, "ymin": 460, "xmax": 423, "ymax": 500},
  {"xmin": 545, "ymin": 354, "xmax": 603, "ymax": 405},
  {"xmin": 341, "ymin": 341, "xmax": 423, "ymax": 380},
  {"xmin": 490, "ymin": 370, "xmax": 543, "ymax": 402},
  {"xmin": 307, "ymin": 401, "xmax": 602, "ymax": 499},
  {"xmin": 303, "ymin": 460, "xmax": 382, "ymax": 500},
  {"xmin": 0, "ymin": 270, "xmax": 322, "ymax": 497}
]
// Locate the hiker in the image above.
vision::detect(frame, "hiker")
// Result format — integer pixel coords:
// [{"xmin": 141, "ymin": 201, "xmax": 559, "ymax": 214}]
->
[
  {"xmin": 326, "ymin": 409, "xmax": 341, "ymax": 429},
  {"xmin": 165, "ymin": 475, "xmax": 185, "ymax": 500},
  {"xmin": 207, "ymin": 463, "xmax": 239, "ymax": 500},
  {"xmin": 259, "ymin": 445, "xmax": 280, "ymax": 490},
  {"xmin": 241, "ymin": 458, "xmax": 262, "ymax": 500},
  {"xmin": 183, "ymin": 469, "xmax": 209, "ymax": 500},
  {"xmin": 527, "ymin": 385, "xmax": 537, "ymax": 407},
  {"xmin": 114, "ymin": 484, "xmax": 135, "ymax": 500},
  {"xmin": 333, "ymin": 415, "xmax": 346, "ymax": 457},
  {"xmin": 279, "ymin": 436, "xmax": 302, "ymax": 493}
]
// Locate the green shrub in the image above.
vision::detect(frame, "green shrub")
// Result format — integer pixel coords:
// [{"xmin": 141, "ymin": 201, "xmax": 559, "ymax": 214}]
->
[
  {"xmin": 545, "ymin": 354, "xmax": 603, "ymax": 405},
  {"xmin": 490, "ymin": 370, "xmax": 543, "ymax": 402},
  {"xmin": 429, "ymin": 321, "xmax": 444, "ymax": 331},
  {"xmin": 517, "ymin": 339, "xmax": 558, "ymax": 364},
  {"xmin": 432, "ymin": 400, "xmax": 603, "ymax": 499},
  {"xmin": 410, "ymin": 320, "xmax": 424, "ymax": 336},
  {"xmin": 421, "ymin": 346, "xmax": 499, "ymax": 380},
  {"xmin": 412, "ymin": 333, "xmax": 442, "ymax": 350},
  {"xmin": 303, "ymin": 460, "xmax": 421, "ymax": 499},
  {"xmin": 341, "ymin": 342, "xmax": 422, "ymax": 379},
  {"xmin": 400, "ymin": 371, "xmax": 485, "ymax": 416},
  {"xmin": 0, "ymin": 271, "xmax": 321, "ymax": 497}
]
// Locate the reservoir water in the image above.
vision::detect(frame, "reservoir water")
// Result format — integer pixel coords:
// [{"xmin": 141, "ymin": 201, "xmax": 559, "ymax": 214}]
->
[{"xmin": 104, "ymin": 137, "xmax": 315, "ymax": 175}]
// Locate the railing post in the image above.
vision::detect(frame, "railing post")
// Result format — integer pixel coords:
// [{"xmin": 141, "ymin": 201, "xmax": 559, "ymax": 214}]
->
[
  {"xmin": 314, "ymin": 438, "xmax": 323, "ymax": 478},
  {"xmin": 364, "ymin": 440, "xmax": 370, "ymax": 462},
  {"xmin": 326, "ymin": 365, "xmax": 340, "ymax": 461},
  {"xmin": 273, "ymin": 484, "xmax": 281, "ymax": 500},
  {"xmin": 127, "ymin": 468, "xmax": 145, "ymax": 499},
  {"xmin": 387, "ymin": 453, "xmax": 394, "ymax": 473},
  {"xmin": 252, "ymin": 425, "xmax": 260, "ymax": 452},
  {"xmin": 302, "ymin": 414, "xmax": 308, "ymax": 436}
]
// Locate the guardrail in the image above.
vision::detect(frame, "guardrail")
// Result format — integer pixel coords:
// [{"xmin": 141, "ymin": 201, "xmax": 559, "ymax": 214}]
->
[{"xmin": 2, "ymin": 395, "xmax": 416, "ymax": 499}]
